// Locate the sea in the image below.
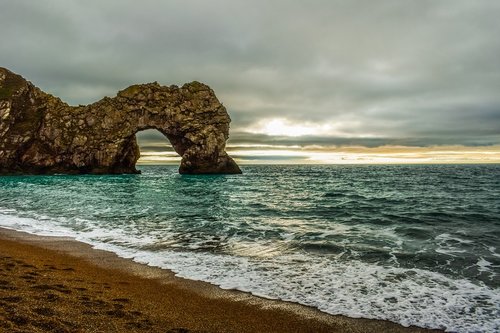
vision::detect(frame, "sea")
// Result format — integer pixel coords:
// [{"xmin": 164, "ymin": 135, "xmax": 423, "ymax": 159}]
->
[{"xmin": 0, "ymin": 164, "xmax": 499, "ymax": 332}]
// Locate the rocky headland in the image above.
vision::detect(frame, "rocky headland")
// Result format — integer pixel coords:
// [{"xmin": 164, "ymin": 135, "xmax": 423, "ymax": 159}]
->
[{"xmin": 0, "ymin": 67, "xmax": 241, "ymax": 174}]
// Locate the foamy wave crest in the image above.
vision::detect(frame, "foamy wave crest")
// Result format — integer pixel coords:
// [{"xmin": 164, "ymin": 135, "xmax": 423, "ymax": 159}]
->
[
  {"xmin": 0, "ymin": 212, "xmax": 73, "ymax": 237},
  {"xmin": 128, "ymin": 251, "xmax": 499, "ymax": 333}
]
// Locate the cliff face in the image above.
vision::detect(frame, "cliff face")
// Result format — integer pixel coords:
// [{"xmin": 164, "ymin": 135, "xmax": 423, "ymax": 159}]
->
[{"xmin": 0, "ymin": 67, "xmax": 241, "ymax": 174}]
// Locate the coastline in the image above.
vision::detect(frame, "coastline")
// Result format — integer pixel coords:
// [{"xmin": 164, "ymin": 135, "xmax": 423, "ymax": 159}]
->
[{"xmin": 0, "ymin": 227, "xmax": 442, "ymax": 333}]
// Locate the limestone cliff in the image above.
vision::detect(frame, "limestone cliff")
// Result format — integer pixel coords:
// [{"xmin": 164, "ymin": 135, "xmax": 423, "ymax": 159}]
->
[{"xmin": 0, "ymin": 67, "xmax": 241, "ymax": 174}]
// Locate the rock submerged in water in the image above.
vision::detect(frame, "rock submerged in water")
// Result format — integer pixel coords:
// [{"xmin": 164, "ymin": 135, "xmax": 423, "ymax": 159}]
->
[{"xmin": 0, "ymin": 67, "xmax": 241, "ymax": 175}]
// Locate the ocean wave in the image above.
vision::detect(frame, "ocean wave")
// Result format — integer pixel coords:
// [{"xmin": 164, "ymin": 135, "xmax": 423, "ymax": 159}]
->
[
  {"xmin": 0, "ymin": 212, "xmax": 498, "ymax": 332},
  {"xmin": 1, "ymin": 164, "xmax": 499, "ymax": 332}
]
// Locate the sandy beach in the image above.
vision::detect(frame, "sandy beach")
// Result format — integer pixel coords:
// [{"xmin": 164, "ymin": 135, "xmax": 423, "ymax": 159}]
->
[{"xmin": 0, "ymin": 228, "xmax": 441, "ymax": 333}]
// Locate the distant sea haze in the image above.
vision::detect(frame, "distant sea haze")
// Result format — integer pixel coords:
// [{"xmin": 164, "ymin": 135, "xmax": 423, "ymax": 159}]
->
[{"xmin": 0, "ymin": 165, "xmax": 499, "ymax": 332}]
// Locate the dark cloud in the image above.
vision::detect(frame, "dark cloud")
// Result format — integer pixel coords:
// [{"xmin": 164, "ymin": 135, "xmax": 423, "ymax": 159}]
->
[{"xmin": 2, "ymin": 0, "xmax": 499, "ymax": 147}]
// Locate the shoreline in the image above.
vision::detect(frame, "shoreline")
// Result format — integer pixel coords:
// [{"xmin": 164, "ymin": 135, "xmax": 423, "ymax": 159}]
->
[{"xmin": 0, "ymin": 227, "xmax": 441, "ymax": 332}]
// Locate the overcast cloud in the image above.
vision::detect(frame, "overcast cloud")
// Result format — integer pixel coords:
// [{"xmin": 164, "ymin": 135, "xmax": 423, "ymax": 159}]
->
[{"xmin": 1, "ymin": 0, "xmax": 499, "ymax": 147}]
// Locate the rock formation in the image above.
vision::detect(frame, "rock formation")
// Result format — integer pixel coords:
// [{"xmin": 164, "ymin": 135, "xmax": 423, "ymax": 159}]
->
[{"xmin": 0, "ymin": 67, "xmax": 241, "ymax": 175}]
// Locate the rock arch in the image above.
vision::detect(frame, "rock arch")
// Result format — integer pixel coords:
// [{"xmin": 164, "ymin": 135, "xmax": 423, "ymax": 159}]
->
[{"xmin": 0, "ymin": 67, "xmax": 241, "ymax": 174}]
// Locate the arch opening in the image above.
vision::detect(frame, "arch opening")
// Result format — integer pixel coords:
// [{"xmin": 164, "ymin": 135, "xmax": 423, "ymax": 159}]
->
[{"xmin": 136, "ymin": 129, "xmax": 181, "ymax": 167}]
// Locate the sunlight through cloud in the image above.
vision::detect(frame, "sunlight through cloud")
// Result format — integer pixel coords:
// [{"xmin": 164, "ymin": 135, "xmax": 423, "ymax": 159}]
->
[{"xmin": 247, "ymin": 118, "xmax": 333, "ymax": 137}]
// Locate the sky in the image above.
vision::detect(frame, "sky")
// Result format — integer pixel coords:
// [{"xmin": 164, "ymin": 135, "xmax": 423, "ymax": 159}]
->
[{"xmin": 1, "ymin": 0, "xmax": 499, "ymax": 164}]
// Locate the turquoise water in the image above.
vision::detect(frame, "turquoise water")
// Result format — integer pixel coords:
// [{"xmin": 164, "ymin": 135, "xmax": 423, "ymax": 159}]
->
[{"xmin": 0, "ymin": 165, "xmax": 499, "ymax": 332}]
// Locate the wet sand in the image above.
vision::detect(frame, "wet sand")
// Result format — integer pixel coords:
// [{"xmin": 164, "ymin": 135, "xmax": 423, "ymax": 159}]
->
[{"xmin": 0, "ymin": 228, "xmax": 441, "ymax": 333}]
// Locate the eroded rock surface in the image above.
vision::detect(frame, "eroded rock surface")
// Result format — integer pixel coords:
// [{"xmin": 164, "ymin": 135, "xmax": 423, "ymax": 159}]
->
[{"xmin": 0, "ymin": 67, "xmax": 241, "ymax": 174}]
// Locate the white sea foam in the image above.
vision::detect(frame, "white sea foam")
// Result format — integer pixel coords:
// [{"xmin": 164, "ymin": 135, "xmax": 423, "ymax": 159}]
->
[
  {"xmin": 0, "ymin": 212, "xmax": 499, "ymax": 332},
  {"xmin": 435, "ymin": 233, "xmax": 472, "ymax": 255},
  {"xmin": 476, "ymin": 258, "xmax": 497, "ymax": 281},
  {"xmin": 0, "ymin": 212, "xmax": 72, "ymax": 237},
  {"xmin": 97, "ymin": 244, "xmax": 500, "ymax": 333},
  {"xmin": 477, "ymin": 258, "xmax": 492, "ymax": 272},
  {"xmin": 488, "ymin": 246, "xmax": 500, "ymax": 258}
]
